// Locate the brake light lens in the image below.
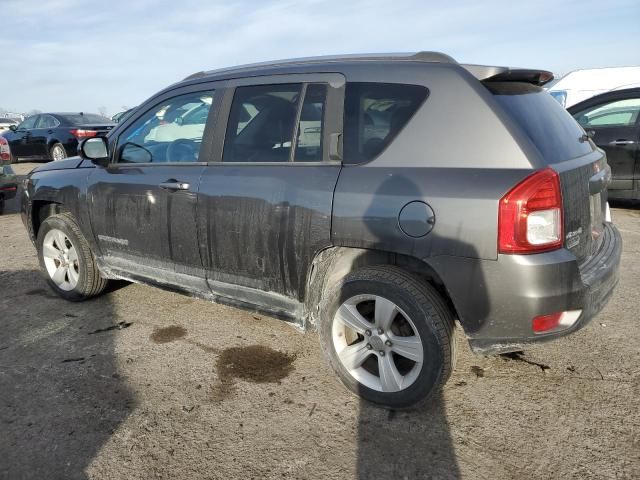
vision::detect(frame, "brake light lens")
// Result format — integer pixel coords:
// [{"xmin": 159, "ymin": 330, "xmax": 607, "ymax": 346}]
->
[
  {"xmin": 499, "ymin": 168, "xmax": 563, "ymax": 254},
  {"xmin": 70, "ymin": 129, "xmax": 98, "ymax": 138},
  {"xmin": 0, "ymin": 137, "xmax": 10, "ymax": 161}
]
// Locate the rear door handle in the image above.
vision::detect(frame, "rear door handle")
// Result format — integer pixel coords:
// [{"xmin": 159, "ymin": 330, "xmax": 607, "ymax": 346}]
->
[
  {"xmin": 159, "ymin": 181, "xmax": 190, "ymax": 191},
  {"xmin": 608, "ymin": 139, "xmax": 636, "ymax": 146}
]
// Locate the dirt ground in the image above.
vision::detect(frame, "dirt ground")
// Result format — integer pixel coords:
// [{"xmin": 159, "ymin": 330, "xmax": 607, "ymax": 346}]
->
[{"xmin": 1, "ymin": 163, "xmax": 638, "ymax": 479}]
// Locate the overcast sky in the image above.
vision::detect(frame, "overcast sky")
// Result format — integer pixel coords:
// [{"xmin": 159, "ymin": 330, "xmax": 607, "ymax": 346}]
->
[{"xmin": 2, "ymin": 0, "xmax": 639, "ymax": 115}]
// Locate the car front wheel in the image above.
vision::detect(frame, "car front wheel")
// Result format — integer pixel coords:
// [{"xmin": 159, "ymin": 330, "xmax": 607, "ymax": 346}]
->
[
  {"xmin": 37, "ymin": 212, "xmax": 108, "ymax": 301},
  {"xmin": 319, "ymin": 265, "xmax": 455, "ymax": 409}
]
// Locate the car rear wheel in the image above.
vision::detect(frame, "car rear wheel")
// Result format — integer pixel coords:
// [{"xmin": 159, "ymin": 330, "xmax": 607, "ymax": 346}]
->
[
  {"xmin": 50, "ymin": 143, "xmax": 67, "ymax": 161},
  {"xmin": 37, "ymin": 212, "xmax": 108, "ymax": 301},
  {"xmin": 319, "ymin": 265, "xmax": 455, "ymax": 409},
  {"xmin": 0, "ymin": 196, "xmax": 4, "ymax": 215}
]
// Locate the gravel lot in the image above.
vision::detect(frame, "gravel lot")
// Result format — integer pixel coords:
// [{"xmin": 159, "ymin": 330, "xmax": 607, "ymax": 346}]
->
[{"xmin": 1, "ymin": 163, "xmax": 638, "ymax": 479}]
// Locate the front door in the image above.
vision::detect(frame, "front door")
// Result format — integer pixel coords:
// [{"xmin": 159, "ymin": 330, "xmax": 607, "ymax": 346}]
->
[
  {"xmin": 198, "ymin": 75, "xmax": 344, "ymax": 314},
  {"xmin": 9, "ymin": 115, "xmax": 38, "ymax": 158},
  {"xmin": 87, "ymin": 88, "xmax": 219, "ymax": 291},
  {"xmin": 574, "ymin": 96, "xmax": 640, "ymax": 191}
]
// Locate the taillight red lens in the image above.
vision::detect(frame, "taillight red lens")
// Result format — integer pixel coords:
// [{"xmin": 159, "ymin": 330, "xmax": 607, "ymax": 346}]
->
[
  {"xmin": 70, "ymin": 129, "xmax": 98, "ymax": 138},
  {"xmin": 0, "ymin": 137, "xmax": 10, "ymax": 161},
  {"xmin": 498, "ymin": 168, "xmax": 563, "ymax": 254}
]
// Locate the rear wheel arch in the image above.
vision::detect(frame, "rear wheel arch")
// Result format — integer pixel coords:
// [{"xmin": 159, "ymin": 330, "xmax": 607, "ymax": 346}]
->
[{"xmin": 305, "ymin": 246, "xmax": 459, "ymax": 329}]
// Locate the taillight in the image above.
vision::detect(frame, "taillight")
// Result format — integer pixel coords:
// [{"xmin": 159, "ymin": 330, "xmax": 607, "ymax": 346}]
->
[
  {"xmin": 498, "ymin": 168, "xmax": 563, "ymax": 254},
  {"xmin": 70, "ymin": 129, "xmax": 98, "ymax": 138},
  {"xmin": 0, "ymin": 137, "xmax": 10, "ymax": 161}
]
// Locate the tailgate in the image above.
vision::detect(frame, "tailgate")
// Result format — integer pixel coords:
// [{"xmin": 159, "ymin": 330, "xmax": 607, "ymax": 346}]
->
[
  {"xmin": 555, "ymin": 151, "xmax": 610, "ymax": 261},
  {"xmin": 485, "ymin": 81, "xmax": 608, "ymax": 263}
]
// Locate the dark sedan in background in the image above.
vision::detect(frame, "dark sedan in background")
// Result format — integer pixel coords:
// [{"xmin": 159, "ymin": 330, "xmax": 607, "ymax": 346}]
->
[
  {"xmin": 1, "ymin": 112, "xmax": 115, "ymax": 162},
  {"xmin": 569, "ymin": 88, "xmax": 640, "ymax": 201}
]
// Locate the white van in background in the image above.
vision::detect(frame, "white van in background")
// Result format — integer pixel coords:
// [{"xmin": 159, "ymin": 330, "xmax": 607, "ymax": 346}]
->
[{"xmin": 548, "ymin": 66, "xmax": 640, "ymax": 108}]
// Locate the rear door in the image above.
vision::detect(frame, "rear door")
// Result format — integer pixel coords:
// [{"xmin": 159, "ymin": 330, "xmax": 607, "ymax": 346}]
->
[
  {"xmin": 87, "ymin": 86, "xmax": 220, "ymax": 291},
  {"xmin": 33, "ymin": 114, "xmax": 60, "ymax": 158},
  {"xmin": 570, "ymin": 94, "xmax": 640, "ymax": 193},
  {"xmin": 198, "ymin": 74, "xmax": 344, "ymax": 310}
]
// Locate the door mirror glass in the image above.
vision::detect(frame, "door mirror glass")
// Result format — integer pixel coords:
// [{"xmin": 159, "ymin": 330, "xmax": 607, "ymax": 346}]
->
[
  {"xmin": 80, "ymin": 137, "xmax": 109, "ymax": 166},
  {"xmin": 9, "ymin": 124, "xmax": 17, "ymax": 132}
]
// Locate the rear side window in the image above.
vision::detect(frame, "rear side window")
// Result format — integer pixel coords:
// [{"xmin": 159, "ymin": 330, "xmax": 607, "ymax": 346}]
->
[
  {"xmin": 343, "ymin": 83, "xmax": 428, "ymax": 164},
  {"xmin": 36, "ymin": 115, "xmax": 59, "ymax": 128},
  {"xmin": 487, "ymin": 82, "xmax": 593, "ymax": 164}
]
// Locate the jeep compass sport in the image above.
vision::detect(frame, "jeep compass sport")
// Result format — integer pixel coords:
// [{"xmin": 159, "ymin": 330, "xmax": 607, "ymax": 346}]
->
[{"xmin": 21, "ymin": 52, "xmax": 621, "ymax": 408}]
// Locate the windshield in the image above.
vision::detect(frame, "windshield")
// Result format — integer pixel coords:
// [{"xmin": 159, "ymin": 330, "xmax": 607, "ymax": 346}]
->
[{"xmin": 60, "ymin": 114, "xmax": 113, "ymax": 125}]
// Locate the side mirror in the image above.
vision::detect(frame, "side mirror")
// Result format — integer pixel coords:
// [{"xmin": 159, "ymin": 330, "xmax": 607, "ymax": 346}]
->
[
  {"xmin": 9, "ymin": 125, "xmax": 17, "ymax": 132},
  {"xmin": 79, "ymin": 137, "xmax": 110, "ymax": 167}
]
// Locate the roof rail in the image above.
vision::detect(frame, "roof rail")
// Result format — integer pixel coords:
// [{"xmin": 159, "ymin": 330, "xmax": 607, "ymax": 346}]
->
[
  {"xmin": 410, "ymin": 51, "xmax": 457, "ymax": 64},
  {"xmin": 182, "ymin": 51, "xmax": 457, "ymax": 81}
]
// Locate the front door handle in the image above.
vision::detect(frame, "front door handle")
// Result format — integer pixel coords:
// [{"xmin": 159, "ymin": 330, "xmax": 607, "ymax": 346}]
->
[
  {"xmin": 608, "ymin": 139, "xmax": 636, "ymax": 146},
  {"xmin": 159, "ymin": 180, "xmax": 190, "ymax": 191}
]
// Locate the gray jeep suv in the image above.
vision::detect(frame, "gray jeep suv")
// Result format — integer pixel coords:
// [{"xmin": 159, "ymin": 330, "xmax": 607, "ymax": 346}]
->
[{"xmin": 21, "ymin": 52, "xmax": 621, "ymax": 408}]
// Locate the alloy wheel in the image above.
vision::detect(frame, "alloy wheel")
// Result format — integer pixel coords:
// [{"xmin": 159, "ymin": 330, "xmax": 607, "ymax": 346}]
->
[
  {"xmin": 42, "ymin": 228, "xmax": 79, "ymax": 291},
  {"xmin": 332, "ymin": 294, "xmax": 424, "ymax": 393}
]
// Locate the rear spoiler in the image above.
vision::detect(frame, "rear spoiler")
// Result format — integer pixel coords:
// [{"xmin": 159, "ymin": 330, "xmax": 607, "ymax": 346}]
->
[{"xmin": 462, "ymin": 64, "xmax": 554, "ymax": 86}]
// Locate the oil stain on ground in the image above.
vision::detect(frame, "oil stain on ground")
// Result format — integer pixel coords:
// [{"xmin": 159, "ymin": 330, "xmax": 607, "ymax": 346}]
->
[
  {"xmin": 213, "ymin": 345, "xmax": 296, "ymax": 400},
  {"xmin": 150, "ymin": 325, "xmax": 187, "ymax": 344}
]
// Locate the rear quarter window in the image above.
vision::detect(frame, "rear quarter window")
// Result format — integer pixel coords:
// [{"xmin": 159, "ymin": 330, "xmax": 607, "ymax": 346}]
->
[
  {"xmin": 487, "ymin": 82, "xmax": 593, "ymax": 164},
  {"xmin": 343, "ymin": 83, "xmax": 428, "ymax": 164}
]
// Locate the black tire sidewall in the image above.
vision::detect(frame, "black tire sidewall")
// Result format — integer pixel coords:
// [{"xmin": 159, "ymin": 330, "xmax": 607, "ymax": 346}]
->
[
  {"xmin": 37, "ymin": 215, "xmax": 92, "ymax": 301},
  {"xmin": 320, "ymin": 269, "xmax": 450, "ymax": 409}
]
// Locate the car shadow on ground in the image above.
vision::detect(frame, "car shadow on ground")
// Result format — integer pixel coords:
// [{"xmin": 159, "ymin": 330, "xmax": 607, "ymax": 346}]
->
[
  {"xmin": 0, "ymin": 269, "xmax": 134, "ymax": 480},
  {"xmin": 357, "ymin": 397, "xmax": 459, "ymax": 478},
  {"xmin": 349, "ymin": 175, "xmax": 491, "ymax": 479}
]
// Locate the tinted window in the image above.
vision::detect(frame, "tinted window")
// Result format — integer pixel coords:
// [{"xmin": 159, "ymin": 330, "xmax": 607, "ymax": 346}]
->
[
  {"xmin": 18, "ymin": 116, "xmax": 37, "ymax": 130},
  {"xmin": 574, "ymin": 98, "xmax": 640, "ymax": 128},
  {"xmin": 223, "ymin": 84, "xmax": 301, "ymax": 162},
  {"xmin": 36, "ymin": 115, "xmax": 59, "ymax": 128},
  {"xmin": 344, "ymin": 83, "xmax": 427, "ymax": 163},
  {"xmin": 118, "ymin": 91, "xmax": 215, "ymax": 164},
  {"xmin": 488, "ymin": 82, "xmax": 593, "ymax": 164},
  {"xmin": 60, "ymin": 114, "xmax": 113, "ymax": 125},
  {"xmin": 295, "ymin": 84, "xmax": 327, "ymax": 162}
]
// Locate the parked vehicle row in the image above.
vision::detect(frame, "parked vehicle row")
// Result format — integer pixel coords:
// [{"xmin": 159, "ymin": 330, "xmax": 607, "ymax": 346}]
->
[
  {"xmin": 21, "ymin": 52, "xmax": 621, "ymax": 408},
  {"xmin": 0, "ymin": 112, "xmax": 114, "ymax": 162}
]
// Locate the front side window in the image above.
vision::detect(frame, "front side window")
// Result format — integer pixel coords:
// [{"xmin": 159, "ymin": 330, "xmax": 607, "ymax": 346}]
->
[
  {"xmin": 343, "ymin": 83, "xmax": 428, "ymax": 164},
  {"xmin": 36, "ymin": 115, "xmax": 59, "ymax": 129},
  {"xmin": 18, "ymin": 116, "xmax": 37, "ymax": 130},
  {"xmin": 118, "ymin": 91, "xmax": 215, "ymax": 164},
  {"xmin": 574, "ymin": 98, "xmax": 640, "ymax": 128},
  {"xmin": 223, "ymin": 84, "xmax": 302, "ymax": 163}
]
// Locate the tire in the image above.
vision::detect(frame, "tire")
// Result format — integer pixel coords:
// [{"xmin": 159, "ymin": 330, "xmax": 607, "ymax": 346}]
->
[
  {"xmin": 0, "ymin": 197, "xmax": 4, "ymax": 215},
  {"xmin": 319, "ymin": 265, "xmax": 455, "ymax": 409},
  {"xmin": 49, "ymin": 143, "xmax": 67, "ymax": 161},
  {"xmin": 36, "ymin": 212, "xmax": 108, "ymax": 301}
]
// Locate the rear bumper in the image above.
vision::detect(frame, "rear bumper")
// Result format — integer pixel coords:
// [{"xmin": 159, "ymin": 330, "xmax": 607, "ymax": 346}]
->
[{"xmin": 429, "ymin": 222, "xmax": 622, "ymax": 354}]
